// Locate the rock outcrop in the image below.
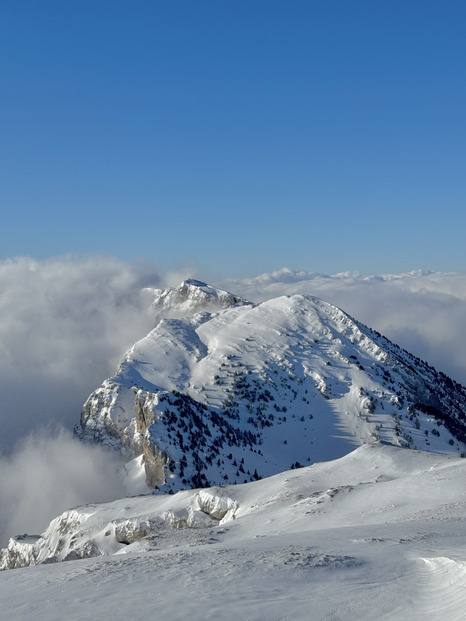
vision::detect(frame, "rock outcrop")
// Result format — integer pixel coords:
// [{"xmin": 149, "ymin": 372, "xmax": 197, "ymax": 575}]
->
[{"xmin": 0, "ymin": 488, "xmax": 238, "ymax": 569}]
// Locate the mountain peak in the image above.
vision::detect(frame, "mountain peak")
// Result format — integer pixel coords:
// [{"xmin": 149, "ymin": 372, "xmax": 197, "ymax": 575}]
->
[
  {"xmin": 76, "ymin": 287, "xmax": 466, "ymax": 493},
  {"xmin": 143, "ymin": 279, "xmax": 251, "ymax": 324}
]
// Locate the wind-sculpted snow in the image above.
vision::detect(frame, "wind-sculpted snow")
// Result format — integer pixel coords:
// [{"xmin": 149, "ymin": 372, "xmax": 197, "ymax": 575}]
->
[
  {"xmin": 414, "ymin": 557, "xmax": 466, "ymax": 619},
  {"xmin": 76, "ymin": 282, "xmax": 466, "ymax": 493},
  {"xmin": 1, "ymin": 445, "xmax": 466, "ymax": 620}
]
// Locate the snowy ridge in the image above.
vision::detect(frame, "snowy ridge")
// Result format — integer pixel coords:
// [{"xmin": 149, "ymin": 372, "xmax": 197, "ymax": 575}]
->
[
  {"xmin": 76, "ymin": 282, "xmax": 466, "ymax": 493},
  {"xmin": 2, "ymin": 444, "xmax": 466, "ymax": 620}
]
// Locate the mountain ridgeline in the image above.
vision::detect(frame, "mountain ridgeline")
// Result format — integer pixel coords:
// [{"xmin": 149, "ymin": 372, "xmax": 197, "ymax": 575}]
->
[{"xmin": 75, "ymin": 280, "xmax": 466, "ymax": 492}]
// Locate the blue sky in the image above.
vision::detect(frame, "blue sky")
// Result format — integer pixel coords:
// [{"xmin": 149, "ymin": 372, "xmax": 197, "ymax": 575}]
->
[{"xmin": 1, "ymin": 1, "xmax": 465, "ymax": 278}]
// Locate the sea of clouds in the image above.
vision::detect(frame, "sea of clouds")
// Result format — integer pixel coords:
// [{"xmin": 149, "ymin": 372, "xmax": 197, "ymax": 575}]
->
[
  {"xmin": 1, "ymin": 256, "xmax": 466, "ymax": 546},
  {"xmin": 0, "ymin": 255, "xmax": 189, "ymax": 545}
]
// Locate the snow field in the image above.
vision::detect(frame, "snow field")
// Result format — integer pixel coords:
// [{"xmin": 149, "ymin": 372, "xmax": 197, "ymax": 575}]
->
[{"xmin": 1, "ymin": 444, "xmax": 466, "ymax": 620}]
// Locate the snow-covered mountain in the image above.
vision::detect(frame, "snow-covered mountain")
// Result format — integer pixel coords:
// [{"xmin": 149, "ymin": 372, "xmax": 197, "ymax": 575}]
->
[
  {"xmin": 2, "ymin": 279, "xmax": 466, "ymax": 620},
  {"xmin": 75, "ymin": 280, "xmax": 466, "ymax": 493}
]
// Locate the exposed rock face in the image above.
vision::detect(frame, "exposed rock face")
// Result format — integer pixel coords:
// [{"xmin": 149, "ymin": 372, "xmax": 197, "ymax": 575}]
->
[
  {"xmin": 0, "ymin": 488, "xmax": 238, "ymax": 569},
  {"xmin": 0, "ymin": 510, "xmax": 93, "ymax": 570},
  {"xmin": 114, "ymin": 519, "xmax": 155, "ymax": 545},
  {"xmin": 75, "ymin": 282, "xmax": 466, "ymax": 493},
  {"xmin": 197, "ymin": 488, "xmax": 238, "ymax": 521},
  {"xmin": 142, "ymin": 437, "xmax": 169, "ymax": 488},
  {"xmin": 133, "ymin": 389, "xmax": 170, "ymax": 486},
  {"xmin": 0, "ymin": 535, "xmax": 40, "ymax": 570}
]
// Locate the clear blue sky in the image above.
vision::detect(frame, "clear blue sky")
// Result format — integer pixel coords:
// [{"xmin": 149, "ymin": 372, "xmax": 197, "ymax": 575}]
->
[{"xmin": 1, "ymin": 1, "xmax": 465, "ymax": 278}]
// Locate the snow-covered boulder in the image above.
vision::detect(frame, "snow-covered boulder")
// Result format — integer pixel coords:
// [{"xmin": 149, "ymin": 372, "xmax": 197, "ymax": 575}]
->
[{"xmin": 196, "ymin": 488, "xmax": 238, "ymax": 521}]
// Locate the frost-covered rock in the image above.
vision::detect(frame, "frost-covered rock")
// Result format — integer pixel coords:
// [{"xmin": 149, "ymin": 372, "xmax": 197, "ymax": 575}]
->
[
  {"xmin": 197, "ymin": 488, "xmax": 238, "ymax": 521},
  {"xmin": 0, "ymin": 509, "xmax": 95, "ymax": 570},
  {"xmin": 0, "ymin": 535, "xmax": 40, "ymax": 570},
  {"xmin": 0, "ymin": 486, "xmax": 232, "ymax": 569},
  {"xmin": 114, "ymin": 519, "xmax": 155, "ymax": 544},
  {"xmin": 162, "ymin": 507, "xmax": 217, "ymax": 529}
]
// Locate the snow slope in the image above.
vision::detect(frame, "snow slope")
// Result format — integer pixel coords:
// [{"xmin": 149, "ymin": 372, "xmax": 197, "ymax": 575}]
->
[
  {"xmin": 76, "ymin": 281, "xmax": 466, "ymax": 492},
  {"xmin": 1, "ymin": 444, "xmax": 466, "ymax": 620}
]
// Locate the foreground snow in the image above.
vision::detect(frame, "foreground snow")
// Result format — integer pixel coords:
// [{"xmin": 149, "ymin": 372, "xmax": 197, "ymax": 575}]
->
[{"xmin": 1, "ymin": 444, "xmax": 466, "ymax": 620}]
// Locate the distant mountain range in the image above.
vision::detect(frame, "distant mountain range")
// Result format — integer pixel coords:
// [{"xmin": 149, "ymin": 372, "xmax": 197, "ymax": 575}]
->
[{"xmin": 75, "ymin": 279, "xmax": 466, "ymax": 493}]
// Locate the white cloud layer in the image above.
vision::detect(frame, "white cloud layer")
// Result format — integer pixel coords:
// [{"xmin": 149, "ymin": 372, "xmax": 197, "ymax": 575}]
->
[
  {"xmin": 0, "ymin": 255, "xmax": 167, "ymax": 451},
  {"xmin": 0, "ymin": 428, "xmax": 126, "ymax": 547}
]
